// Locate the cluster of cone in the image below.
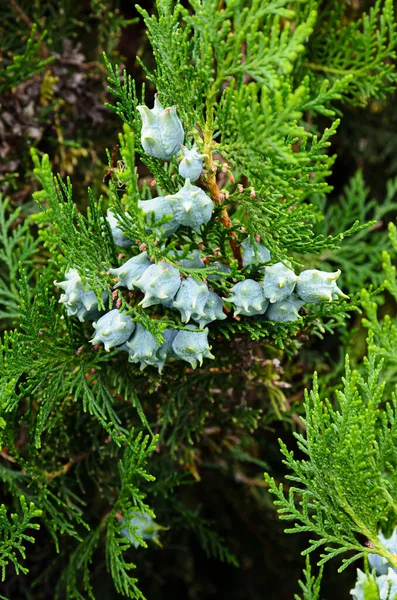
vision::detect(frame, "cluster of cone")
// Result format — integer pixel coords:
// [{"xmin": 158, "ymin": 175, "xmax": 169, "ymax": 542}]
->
[
  {"xmin": 137, "ymin": 94, "xmax": 205, "ymax": 181},
  {"xmin": 55, "ymin": 237, "xmax": 346, "ymax": 371},
  {"xmin": 137, "ymin": 96, "xmax": 210, "ymax": 236},
  {"xmin": 228, "ymin": 240, "xmax": 347, "ymax": 322},
  {"xmin": 351, "ymin": 529, "xmax": 397, "ymax": 599},
  {"xmin": 54, "ymin": 95, "xmax": 347, "ymax": 372}
]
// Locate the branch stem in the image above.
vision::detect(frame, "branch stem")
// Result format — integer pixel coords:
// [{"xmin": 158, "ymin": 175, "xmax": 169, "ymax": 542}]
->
[{"xmin": 202, "ymin": 109, "xmax": 242, "ymax": 268}]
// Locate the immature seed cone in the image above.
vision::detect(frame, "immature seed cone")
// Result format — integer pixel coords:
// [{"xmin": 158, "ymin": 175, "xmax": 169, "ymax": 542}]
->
[
  {"xmin": 227, "ymin": 279, "xmax": 268, "ymax": 317},
  {"xmin": 296, "ymin": 269, "xmax": 347, "ymax": 303},
  {"xmin": 166, "ymin": 179, "xmax": 214, "ymax": 232},
  {"xmin": 265, "ymin": 294, "xmax": 304, "ymax": 322},
  {"xmin": 55, "ymin": 268, "xmax": 108, "ymax": 322},
  {"xmin": 178, "ymin": 144, "xmax": 205, "ymax": 181},
  {"xmin": 136, "ymin": 262, "xmax": 181, "ymax": 309},
  {"xmin": 262, "ymin": 262, "xmax": 300, "ymax": 303},
  {"xmin": 173, "ymin": 277, "xmax": 210, "ymax": 323},
  {"xmin": 172, "ymin": 326, "xmax": 215, "ymax": 369},
  {"xmin": 90, "ymin": 309, "xmax": 135, "ymax": 351},
  {"xmin": 137, "ymin": 95, "xmax": 184, "ymax": 160}
]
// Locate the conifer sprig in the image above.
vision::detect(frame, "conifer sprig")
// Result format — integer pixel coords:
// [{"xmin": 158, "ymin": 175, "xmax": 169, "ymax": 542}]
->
[
  {"xmin": 295, "ymin": 557, "xmax": 323, "ymax": 600},
  {"xmin": 302, "ymin": 0, "xmax": 397, "ymax": 106},
  {"xmin": 265, "ymin": 349, "xmax": 397, "ymax": 571},
  {"xmin": 0, "ymin": 25, "xmax": 53, "ymax": 94},
  {"xmin": 0, "ymin": 196, "xmax": 39, "ymax": 322},
  {"xmin": 0, "ymin": 496, "xmax": 42, "ymax": 581}
]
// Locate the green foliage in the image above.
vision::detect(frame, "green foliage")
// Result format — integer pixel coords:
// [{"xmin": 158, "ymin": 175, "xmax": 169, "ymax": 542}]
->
[
  {"xmin": 105, "ymin": 431, "xmax": 157, "ymax": 599},
  {"xmin": 31, "ymin": 150, "xmax": 116, "ymax": 305},
  {"xmin": 265, "ymin": 350, "xmax": 397, "ymax": 571},
  {"xmin": 300, "ymin": 0, "xmax": 397, "ymax": 107},
  {"xmin": 0, "ymin": 196, "xmax": 39, "ymax": 322},
  {"xmin": 363, "ymin": 576, "xmax": 382, "ymax": 600},
  {"xmin": 0, "ymin": 25, "xmax": 53, "ymax": 94},
  {"xmin": 0, "ymin": 496, "xmax": 41, "ymax": 581},
  {"xmin": 265, "ymin": 226, "xmax": 397, "ymax": 582},
  {"xmin": 295, "ymin": 557, "xmax": 323, "ymax": 600}
]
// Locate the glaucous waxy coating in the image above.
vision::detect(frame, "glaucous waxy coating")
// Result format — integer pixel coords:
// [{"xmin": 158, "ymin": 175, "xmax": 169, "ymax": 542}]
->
[
  {"xmin": 169, "ymin": 249, "xmax": 205, "ymax": 269},
  {"xmin": 262, "ymin": 262, "xmax": 300, "ymax": 303},
  {"xmin": 90, "ymin": 309, "xmax": 135, "ymax": 351},
  {"xmin": 191, "ymin": 291, "xmax": 226, "ymax": 327},
  {"xmin": 350, "ymin": 568, "xmax": 397, "ymax": 600},
  {"xmin": 368, "ymin": 529, "xmax": 397, "ymax": 576},
  {"xmin": 106, "ymin": 210, "xmax": 133, "ymax": 248},
  {"xmin": 136, "ymin": 262, "xmax": 181, "ymax": 309},
  {"xmin": 265, "ymin": 294, "xmax": 304, "ymax": 322},
  {"xmin": 172, "ymin": 326, "xmax": 215, "ymax": 368},
  {"xmin": 120, "ymin": 511, "xmax": 162, "ymax": 548},
  {"xmin": 126, "ymin": 324, "xmax": 161, "ymax": 371},
  {"xmin": 109, "ymin": 252, "xmax": 152, "ymax": 290},
  {"xmin": 166, "ymin": 179, "xmax": 214, "ymax": 232},
  {"xmin": 178, "ymin": 144, "xmax": 205, "ymax": 181},
  {"xmin": 241, "ymin": 240, "xmax": 271, "ymax": 267},
  {"xmin": 55, "ymin": 269, "xmax": 108, "ymax": 322},
  {"xmin": 156, "ymin": 329, "xmax": 178, "ymax": 364},
  {"xmin": 207, "ymin": 261, "xmax": 231, "ymax": 281},
  {"xmin": 377, "ymin": 569, "xmax": 397, "ymax": 599},
  {"xmin": 138, "ymin": 196, "xmax": 179, "ymax": 238},
  {"xmin": 173, "ymin": 277, "xmax": 209, "ymax": 323},
  {"xmin": 227, "ymin": 279, "xmax": 268, "ymax": 317},
  {"xmin": 296, "ymin": 269, "xmax": 347, "ymax": 303},
  {"xmin": 137, "ymin": 95, "xmax": 184, "ymax": 160}
]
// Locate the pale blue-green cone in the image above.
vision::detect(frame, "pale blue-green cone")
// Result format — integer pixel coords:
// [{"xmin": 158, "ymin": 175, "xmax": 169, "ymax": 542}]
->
[
  {"xmin": 109, "ymin": 252, "xmax": 152, "ymax": 290},
  {"xmin": 173, "ymin": 277, "xmax": 209, "ymax": 323},
  {"xmin": 191, "ymin": 291, "xmax": 226, "ymax": 327},
  {"xmin": 350, "ymin": 569, "xmax": 378, "ymax": 600},
  {"xmin": 136, "ymin": 262, "xmax": 181, "ymax": 309},
  {"xmin": 262, "ymin": 262, "xmax": 299, "ymax": 303},
  {"xmin": 227, "ymin": 279, "xmax": 268, "ymax": 317},
  {"xmin": 120, "ymin": 511, "xmax": 163, "ymax": 548},
  {"xmin": 137, "ymin": 95, "xmax": 184, "ymax": 160},
  {"xmin": 296, "ymin": 269, "xmax": 348, "ymax": 303},
  {"xmin": 55, "ymin": 269, "xmax": 108, "ymax": 322},
  {"xmin": 207, "ymin": 261, "xmax": 231, "ymax": 281},
  {"xmin": 241, "ymin": 240, "xmax": 271, "ymax": 267},
  {"xmin": 156, "ymin": 329, "xmax": 178, "ymax": 364},
  {"xmin": 90, "ymin": 309, "xmax": 135, "ymax": 351},
  {"xmin": 265, "ymin": 294, "xmax": 304, "ymax": 322},
  {"xmin": 169, "ymin": 249, "xmax": 205, "ymax": 269},
  {"xmin": 125, "ymin": 324, "xmax": 162, "ymax": 371},
  {"xmin": 377, "ymin": 569, "xmax": 397, "ymax": 599},
  {"xmin": 166, "ymin": 179, "xmax": 214, "ymax": 232},
  {"xmin": 351, "ymin": 568, "xmax": 397, "ymax": 600},
  {"xmin": 369, "ymin": 552, "xmax": 391, "ymax": 577},
  {"xmin": 368, "ymin": 529, "xmax": 397, "ymax": 576},
  {"xmin": 172, "ymin": 326, "xmax": 215, "ymax": 368},
  {"xmin": 178, "ymin": 144, "xmax": 206, "ymax": 181},
  {"xmin": 106, "ymin": 209, "xmax": 133, "ymax": 248},
  {"xmin": 138, "ymin": 196, "xmax": 179, "ymax": 238}
]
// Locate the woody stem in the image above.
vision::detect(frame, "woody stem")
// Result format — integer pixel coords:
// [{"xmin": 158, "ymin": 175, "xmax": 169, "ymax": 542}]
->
[{"xmin": 203, "ymin": 119, "xmax": 242, "ymax": 268}]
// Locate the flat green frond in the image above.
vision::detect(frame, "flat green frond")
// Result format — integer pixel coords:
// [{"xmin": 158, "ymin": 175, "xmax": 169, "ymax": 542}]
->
[{"xmin": 0, "ymin": 496, "xmax": 42, "ymax": 581}]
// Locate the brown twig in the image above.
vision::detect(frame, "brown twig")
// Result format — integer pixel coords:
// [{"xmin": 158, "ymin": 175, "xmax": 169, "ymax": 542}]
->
[
  {"xmin": 1, "ymin": 450, "xmax": 17, "ymax": 464},
  {"xmin": 43, "ymin": 451, "xmax": 91, "ymax": 481},
  {"xmin": 204, "ymin": 161, "xmax": 243, "ymax": 269}
]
